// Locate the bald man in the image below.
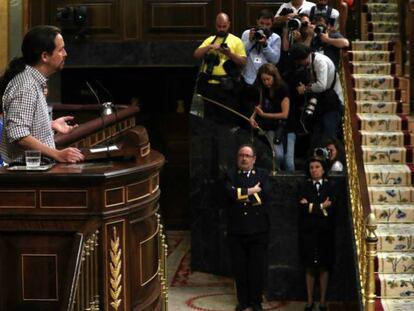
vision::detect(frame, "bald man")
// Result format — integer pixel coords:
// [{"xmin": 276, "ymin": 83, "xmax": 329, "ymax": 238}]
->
[{"xmin": 194, "ymin": 13, "xmax": 246, "ymax": 125}]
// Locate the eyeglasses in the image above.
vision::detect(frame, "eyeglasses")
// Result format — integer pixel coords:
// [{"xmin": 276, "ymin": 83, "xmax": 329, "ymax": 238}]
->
[{"xmin": 238, "ymin": 154, "xmax": 255, "ymax": 159}]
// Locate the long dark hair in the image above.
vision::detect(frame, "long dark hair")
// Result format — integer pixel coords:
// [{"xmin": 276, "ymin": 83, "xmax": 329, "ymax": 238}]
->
[{"xmin": 0, "ymin": 25, "xmax": 61, "ymax": 110}]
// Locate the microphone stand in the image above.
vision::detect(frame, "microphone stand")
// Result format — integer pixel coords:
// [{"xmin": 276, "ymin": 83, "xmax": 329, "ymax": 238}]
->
[{"xmin": 196, "ymin": 94, "xmax": 278, "ymax": 176}]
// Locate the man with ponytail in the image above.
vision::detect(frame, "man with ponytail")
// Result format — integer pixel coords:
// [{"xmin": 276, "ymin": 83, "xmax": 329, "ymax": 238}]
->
[{"xmin": 0, "ymin": 25, "xmax": 84, "ymax": 165}]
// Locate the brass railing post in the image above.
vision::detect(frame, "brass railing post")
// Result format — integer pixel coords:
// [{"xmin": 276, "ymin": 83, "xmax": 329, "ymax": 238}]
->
[{"xmin": 365, "ymin": 213, "xmax": 378, "ymax": 311}]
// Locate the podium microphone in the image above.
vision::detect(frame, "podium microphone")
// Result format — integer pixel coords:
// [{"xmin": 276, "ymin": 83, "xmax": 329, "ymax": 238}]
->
[{"xmin": 86, "ymin": 81, "xmax": 111, "ymax": 159}]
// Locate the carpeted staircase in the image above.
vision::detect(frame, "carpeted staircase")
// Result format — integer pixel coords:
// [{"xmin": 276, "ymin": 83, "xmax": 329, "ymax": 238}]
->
[{"xmin": 351, "ymin": 0, "xmax": 413, "ymax": 310}]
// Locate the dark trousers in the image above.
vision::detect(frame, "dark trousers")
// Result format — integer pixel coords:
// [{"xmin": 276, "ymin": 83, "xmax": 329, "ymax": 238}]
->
[{"xmin": 228, "ymin": 232, "xmax": 269, "ymax": 306}]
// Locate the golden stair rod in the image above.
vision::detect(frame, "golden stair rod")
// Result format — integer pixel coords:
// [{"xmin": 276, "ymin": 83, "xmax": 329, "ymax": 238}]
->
[
  {"xmin": 341, "ymin": 47, "xmax": 375, "ymax": 310},
  {"xmin": 73, "ymin": 230, "xmax": 101, "ymax": 311},
  {"xmin": 365, "ymin": 214, "xmax": 378, "ymax": 311},
  {"xmin": 157, "ymin": 213, "xmax": 169, "ymax": 311}
]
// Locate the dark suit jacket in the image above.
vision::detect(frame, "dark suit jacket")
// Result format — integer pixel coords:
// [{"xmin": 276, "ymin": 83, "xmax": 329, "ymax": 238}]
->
[
  {"xmin": 224, "ymin": 167, "xmax": 271, "ymax": 235},
  {"xmin": 298, "ymin": 177, "xmax": 337, "ymax": 269}
]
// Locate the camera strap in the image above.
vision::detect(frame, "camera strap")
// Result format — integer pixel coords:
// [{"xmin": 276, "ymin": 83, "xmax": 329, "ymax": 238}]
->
[
  {"xmin": 310, "ymin": 6, "xmax": 333, "ymax": 22},
  {"xmin": 210, "ymin": 33, "xmax": 229, "ymax": 45}
]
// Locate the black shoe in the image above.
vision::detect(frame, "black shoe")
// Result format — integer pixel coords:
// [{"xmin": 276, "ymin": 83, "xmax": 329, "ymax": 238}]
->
[
  {"xmin": 319, "ymin": 305, "xmax": 328, "ymax": 311},
  {"xmin": 304, "ymin": 303, "xmax": 314, "ymax": 311}
]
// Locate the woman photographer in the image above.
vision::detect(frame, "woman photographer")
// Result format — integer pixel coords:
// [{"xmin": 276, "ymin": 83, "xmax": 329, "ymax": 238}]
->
[
  {"xmin": 298, "ymin": 157, "xmax": 337, "ymax": 311},
  {"xmin": 249, "ymin": 63, "xmax": 295, "ymax": 171},
  {"xmin": 324, "ymin": 137, "xmax": 344, "ymax": 172}
]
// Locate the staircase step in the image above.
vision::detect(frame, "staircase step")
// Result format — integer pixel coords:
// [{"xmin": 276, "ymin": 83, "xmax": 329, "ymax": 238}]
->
[
  {"xmin": 380, "ymin": 299, "xmax": 414, "ymax": 311},
  {"xmin": 369, "ymin": 186, "xmax": 414, "ymax": 205},
  {"xmin": 373, "ymin": 205, "xmax": 414, "ymax": 223},
  {"xmin": 353, "ymin": 74, "xmax": 395, "ymax": 89},
  {"xmin": 365, "ymin": 3, "xmax": 398, "ymax": 14},
  {"xmin": 358, "ymin": 114, "xmax": 402, "ymax": 131},
  {"xmin": 360, "ymin": 131, "xmax": 405, "ymax": 147},
  {"xmin": 365, "ymin": 165, "xmax": 412, "ymax": 185},
  {"xmin": 354, "ymin": 88, "xmax": 397, "ymax": 101},
  {"xmin": 369, "ymin": 22, "xmax": 399, "ymax": 33},
  {"xmin": 370, "ymin": 33, "xmax": 400, "ymax": 42},
  {"xmin": 377, "ymin": 273, "xmax": 414, "ymax": 298},
  {"xmin": 351, "ymin": 41, "xmax": 392, "ymax": 51},
  {"xmin": 362, "ymin": 146, "xmax": 409, "ymax": 164},
  {"xmin": 377, "ymin": 223, "xmax": 414, "ymax": 251},
  {"xmin": 351, "ymin": 62, "xmax": 393, "ymax": 74},
  {"xmin": 378, "ymin": 252, "xmax": 414, "ymax": 273},
  {"xmin": 369, "ymin": 12, "xmax": 398, "ymax": 22},
  {"xmin": 356, "ymin": 101, "xmax": 399, "ymax": 114},
  {"xmin": 349, "ymin": 50, "xmax": 392, "ymax": 62}
]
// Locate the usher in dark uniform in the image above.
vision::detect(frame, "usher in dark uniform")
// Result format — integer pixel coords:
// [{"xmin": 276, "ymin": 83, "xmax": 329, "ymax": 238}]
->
[
  {"xmin": 298, "ymin": 177, "xmax": 336, "ymax": 270},
  {"xmin": 225, "ymin": 167, "xmax": 271, "ymax": 309}
]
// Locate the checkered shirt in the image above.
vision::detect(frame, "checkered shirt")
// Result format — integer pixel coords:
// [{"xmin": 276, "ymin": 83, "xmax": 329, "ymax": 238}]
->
[{"xmin": 0, "ymin": 65, "xmax": 55, "ymax": 164}]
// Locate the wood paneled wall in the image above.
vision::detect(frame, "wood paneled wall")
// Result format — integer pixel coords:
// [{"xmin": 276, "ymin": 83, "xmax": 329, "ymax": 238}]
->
[{"xmin": 27, "ymin": 0, "xmax": 285, "ymax": 41}]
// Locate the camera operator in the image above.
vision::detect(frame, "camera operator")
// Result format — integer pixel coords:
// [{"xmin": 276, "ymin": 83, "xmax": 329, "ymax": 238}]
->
[
  {"xmin": 193, "ymin": 12, "xmax": 246, "ymax": 125},
  {"xmin": 310, "ymin": 15, "xmax": 349, "ymax": 69},
  {"xmin": 313, "ymin": 137, "xmax": 344, "ymax": 172},
  {"xmin": 274, "ymin": 0, "xmax": 315, "ymax": 22},
  {"xmin": 241, "ymin": 9, "xmax": 281, "ymax": 119},
  {"xmin": 289, "ymin": 43, "xmax": 343, "ymax": 149},
  {"xmin": 303, "ymin": 0, "xmax": 340, "ymax": 30}
]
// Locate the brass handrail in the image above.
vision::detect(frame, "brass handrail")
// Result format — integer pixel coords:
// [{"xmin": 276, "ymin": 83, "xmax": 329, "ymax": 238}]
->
[{"xmin": 340, "ymin": 50, "xmax": 377, "ymax": 310}]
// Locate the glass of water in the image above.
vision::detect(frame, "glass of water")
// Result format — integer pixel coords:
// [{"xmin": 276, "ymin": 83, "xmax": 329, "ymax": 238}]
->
[{"xmin": 25, "ymin": 150, "xmax": 41, "ymax": 168}]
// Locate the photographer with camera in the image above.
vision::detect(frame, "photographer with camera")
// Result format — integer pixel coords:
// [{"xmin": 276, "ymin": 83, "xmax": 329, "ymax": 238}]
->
[
  {"xmin": 249, "ymin": 63, "xmax": 295, "ymax": 172},
  {"xmin": 193, "ymin": 13, "xmax": 246, "ymax": 125},
  {"xmin": 310, "ymin": 15, "xmax": 349, "ymax": 69},
  {"xmin": 289, "ymin": 43, "xmax": 343, "ymax": 150},
  {"xmin": 240, "ymin": 9, "xmax": 281, "ymax": 120},
  {"xmin": 314, "ymin": 137, "xmax": 344, "ymax": 172},
  {"xmin": 303, "ymin": 0, "xmax": 340, "ymax": 30}
]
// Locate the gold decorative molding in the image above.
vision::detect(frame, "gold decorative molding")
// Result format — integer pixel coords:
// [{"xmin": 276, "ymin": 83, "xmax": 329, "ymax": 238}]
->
[
  {"xmin": 105, "ymin": 186, "xmax": 125, "ymax": 208},
  {"xmin": 0, "ymin": 0, "xmax": 8, "ymax": 73},
  {"xmin": 109, "ymin": 227, "xmax": 122, "ymax": 310},
  {"xmin": 126, "ymin": 179, "xmax": 151, "ymax": 202}
]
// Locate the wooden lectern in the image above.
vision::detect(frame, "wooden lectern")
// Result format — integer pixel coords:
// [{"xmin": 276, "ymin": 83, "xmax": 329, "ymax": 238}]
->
[{"xmin": 0, "ymin": 105, "xmax": 166, "ymax": 311}]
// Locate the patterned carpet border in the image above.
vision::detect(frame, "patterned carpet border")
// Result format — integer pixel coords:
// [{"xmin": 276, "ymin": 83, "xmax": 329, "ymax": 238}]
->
[{"xmin": 185, "ymin": 293, "xmax": 285, "ymax": 311}]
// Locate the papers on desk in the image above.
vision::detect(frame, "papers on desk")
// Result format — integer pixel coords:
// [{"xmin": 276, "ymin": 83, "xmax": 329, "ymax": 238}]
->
[{"xmin": 89, "ymin": 145, "xmax": 119, "ymax": 153}]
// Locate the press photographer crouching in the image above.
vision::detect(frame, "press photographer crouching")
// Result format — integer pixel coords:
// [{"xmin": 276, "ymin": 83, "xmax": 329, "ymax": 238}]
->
[
  {"xmin": 193, "ymin": 13, "xmax": 247, "ymax": 125},
  {"xmin": 289, "ymin": 43, "xmax": 344, "ymax": 151}
]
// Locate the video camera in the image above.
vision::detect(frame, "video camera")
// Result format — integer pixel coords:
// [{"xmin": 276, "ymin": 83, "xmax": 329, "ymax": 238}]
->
[
  {"xmin": 287, "ymin": 17, "xmax": 302, "ymax": 30},
  {"xmin": 304, "ymin": 96, "xmax": 318, "ymax": 116},
  {"xmin": 204, "ymin": 53, "xmax": 220, "ymax": 75},
  {"xmin": 314, "ymin": 147, "xmax": 331, "ymax": 159},
  {"xmin": 253, "ymin": 27, "xmax": 271, "ymax": 41},
  {"xmin": 314, "ymin": 24, "xmax": 327, "ymax": 35}
]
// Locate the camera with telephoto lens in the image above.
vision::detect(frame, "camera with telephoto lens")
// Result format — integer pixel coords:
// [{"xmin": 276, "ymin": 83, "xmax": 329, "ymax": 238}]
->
[
  {"xmin": 253, "ymin": 27, "xmax": 271, "ymax": 41},
  {"xmin": 204, "ymin": 53, "xmax": 220, "ymax": 75},
  {"xmin": 304, "ymin": 96, "xmax": 318, "ymax": 116},
  {"xmin": 287, "ymin": 17, "xmax": 302, "ymax": 30},
  {"xmin": 314, "ymin": 24, "xmax": 327, "ymax": 35},
  {"xmin": 314, "ymin": 147, "xmax": 331, "ymax": 159}
]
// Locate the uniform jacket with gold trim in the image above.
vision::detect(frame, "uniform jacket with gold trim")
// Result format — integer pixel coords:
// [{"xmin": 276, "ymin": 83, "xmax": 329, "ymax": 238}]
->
[{"xmin": 224, "ymin": 167, "xmax": 271, "ymax": 235}]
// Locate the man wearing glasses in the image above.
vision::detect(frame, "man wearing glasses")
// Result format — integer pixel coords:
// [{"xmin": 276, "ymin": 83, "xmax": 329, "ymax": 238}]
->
[{"xmin": 224, "ymin": 144, "xmax": 271, "ymax": 311}]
